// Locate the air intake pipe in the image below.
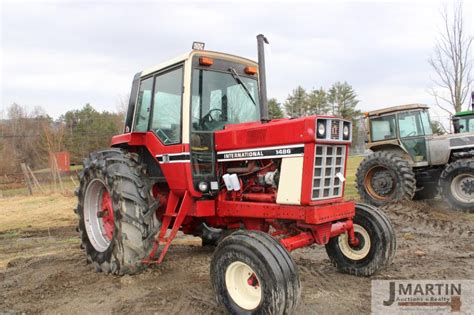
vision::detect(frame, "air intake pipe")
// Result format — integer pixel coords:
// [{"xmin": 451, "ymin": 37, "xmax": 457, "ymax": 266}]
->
[
  {"xmin": 257, "ymin": 34, "xmax": 269, "ymax": 122},
  {"xmin": 471, "ymin": 91, "xmax": 474, "ymax": 111}
]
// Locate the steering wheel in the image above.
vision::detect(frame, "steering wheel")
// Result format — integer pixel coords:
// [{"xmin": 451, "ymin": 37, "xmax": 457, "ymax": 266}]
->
[
  {"xmin": 155, "ymin": 128, "xmax": 172, "ymax": 144},
  {"xmin": 406, "ymin": 131, "xmax": 417, "ymax": 137},
  {"xmin": 200, "ymin": 108, "xmax": 224, "ymax": 129},
  {"xmin": 207, "ymin": 108, "xmax": 224, "ymax": 122}
]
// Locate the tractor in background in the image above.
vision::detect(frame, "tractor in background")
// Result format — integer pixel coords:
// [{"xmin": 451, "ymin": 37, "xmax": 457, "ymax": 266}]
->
[
  {"xmin": 452, "ymin": 92, "xmax": 474, "ymax": 134},
  {"xmin": 356, "ymin": 103, "xmax": 474, "ymax": 212},
  {"xmin": 76, "ymin": 35, "xmax": 395, "ymax": 314}
]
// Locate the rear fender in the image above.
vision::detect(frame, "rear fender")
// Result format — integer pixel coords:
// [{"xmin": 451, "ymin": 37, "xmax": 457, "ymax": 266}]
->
[{"xmin": 369, "ymin": 143, "xmax": 413, "ymax": 164}]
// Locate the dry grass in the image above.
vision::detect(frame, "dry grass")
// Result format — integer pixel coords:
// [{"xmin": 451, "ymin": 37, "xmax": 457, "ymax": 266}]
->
[
  {"xmin": 345, "ymin": 155, "xmax": 363, "ymax": 199},
  {"xmin": 0, "ymin": 193, "xmax": 77, "ymax": 232}
]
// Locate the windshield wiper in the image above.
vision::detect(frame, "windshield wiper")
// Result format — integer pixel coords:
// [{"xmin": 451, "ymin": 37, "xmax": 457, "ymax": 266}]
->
[{"xmin": 228, "ymin": 67, "xmax": 257, "ymax": 106}]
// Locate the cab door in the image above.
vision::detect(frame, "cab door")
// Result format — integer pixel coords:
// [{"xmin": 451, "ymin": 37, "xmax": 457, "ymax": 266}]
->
[
  {"xmin": 397, "ymin": 110, "xmax": 432, "ymax": 164},
  {"xmin": 132, "ymin": 65, "xmax": 190, "ymax": 192}
]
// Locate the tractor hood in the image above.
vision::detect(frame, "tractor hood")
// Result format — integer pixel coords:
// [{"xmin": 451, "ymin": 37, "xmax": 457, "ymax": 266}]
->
[
  {"xmin": 430, "ymin": 132, "xmax": 474, "ymax": 147},
  {"xmin": 428, "ymin": 132, "xmax": 474, "ymax": 165},
  {"xmin": 214, "ymin": 116, "xmax": 351, "ymax": 151}
]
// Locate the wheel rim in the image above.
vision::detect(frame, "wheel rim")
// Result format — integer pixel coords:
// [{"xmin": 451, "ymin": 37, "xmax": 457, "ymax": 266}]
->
[
  {"xmin": 83, "ymin": 179, "xmax": 114, "ymax": 252},
  {"xmin": 225, "ymin": 261, "xmax": 262, "ymax": 310},
  {"xmin": 364, "ymin": 166, "xmax": 396, "ymax": 200},
  {"xmin": 450, "ymin": 173, "xmax": 474, "ymax": 203},
  {"xmin": 338, "ymin": 224, "xmax": 371, "ymax": 260}
]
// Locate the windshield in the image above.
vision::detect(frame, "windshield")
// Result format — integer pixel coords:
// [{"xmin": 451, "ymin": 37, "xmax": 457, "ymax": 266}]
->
[
  {"xmin": 191, "ymin": 69, "xmax": 260, "ymax": 131},
  {"xmin": 398, "ymin": 110, "xmax": 432, "ymax": 138},
  {"xmin": 459, "ymin": 117, "xmax": 474, "ymax": 132}
]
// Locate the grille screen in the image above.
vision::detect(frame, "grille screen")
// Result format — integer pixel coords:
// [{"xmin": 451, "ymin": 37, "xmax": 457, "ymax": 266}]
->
[
  {"xmin": 312, "ymin": 145, "xmax": 346, "ymax": 200},
  {"xmin": 331, "ymin": 120, "xmax": 340, "ymax": 140}
]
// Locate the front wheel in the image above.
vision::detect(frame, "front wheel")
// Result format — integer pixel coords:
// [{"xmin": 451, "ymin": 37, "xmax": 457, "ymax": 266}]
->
[
  {"xmin": 325, "ymin": 203, "xmax": 396, "ymax": 276},
  {"xmin": 439, "ymin": 159, "xmax": 474, "ymax": 213},
  {"xmin": 210, "ymin": 230, "xmax": 300, "ymax": 314}
]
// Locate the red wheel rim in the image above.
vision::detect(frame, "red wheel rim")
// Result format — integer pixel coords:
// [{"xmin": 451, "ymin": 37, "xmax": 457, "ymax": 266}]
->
[{"xmin": 100, "ymin": 190, "xmax": 114, "ymax": 240}]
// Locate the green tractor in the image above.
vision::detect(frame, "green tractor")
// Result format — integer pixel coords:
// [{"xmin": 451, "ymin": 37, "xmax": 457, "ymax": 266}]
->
[
  {"xmin": 356, "ymin": 102, "xmax": 474, "ymax": 212},
  {"xmin": 453, "ymin": 92, "xmax": 474, "ymax": 134}
]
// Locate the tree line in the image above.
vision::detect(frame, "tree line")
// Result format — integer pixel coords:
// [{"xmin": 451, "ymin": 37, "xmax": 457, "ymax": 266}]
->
[
  {"xmin": 268, "ymin": 81, "xmax": 361, "ymax": 120},
  {"xmin": 0, "ymin": 103, "xmax": 123, "ymax": 175}
]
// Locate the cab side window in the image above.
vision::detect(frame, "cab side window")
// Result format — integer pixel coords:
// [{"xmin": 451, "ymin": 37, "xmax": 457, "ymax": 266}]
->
[
  {"xmin": 371, "ymin": 115, "xmax": 396, "ymax": 141},
  {"xmin": 134, "ymin": 78, "xmax": 153, "ymax": 132},
  {"xmin": 150, "ymin": 67, "xmax": 183, "ymax": 144}
]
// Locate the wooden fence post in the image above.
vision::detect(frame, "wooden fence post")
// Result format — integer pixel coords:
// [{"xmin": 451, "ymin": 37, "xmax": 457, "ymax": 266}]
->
[
  {"xmin": 20, "ymin": 163, "xmax": 33, "ymax": 195},
  {"xmin": 27, "ymin": 165, "xmax": 44, "ymax": 194}
]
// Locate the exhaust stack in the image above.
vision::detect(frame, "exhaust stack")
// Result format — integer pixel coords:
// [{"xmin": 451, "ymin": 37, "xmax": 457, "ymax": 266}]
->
[
  {"xmin": 471, "ymin": 91, "xmax": 474, "ymax": 111},
  {"xmin": 257, "ymin": 34, "xmax": 269, "ymax": 122}
]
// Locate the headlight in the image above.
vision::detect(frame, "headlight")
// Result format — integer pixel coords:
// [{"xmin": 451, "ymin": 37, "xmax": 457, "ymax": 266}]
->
[
  {"xmin": 317, "ymin": 120, "xmax": 326, "ymax": 139},
  {"xmin": 198, "ymin": 181, "xmax": 209, "ymax": 192},
  {"xmin": 343, "ymin": 125, "xmax": 350, "ymax": 137},
  {"xmin": 343, "ymin": 122, "xmax": 351, "ymax": 140}
]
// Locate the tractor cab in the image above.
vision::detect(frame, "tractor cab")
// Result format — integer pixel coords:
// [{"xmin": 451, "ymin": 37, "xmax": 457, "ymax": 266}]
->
[
  {"xmin": 118, "ymin": 43, "xmax": 264, "ymax": 194},
  {"xmin": 453, "ymin": 92, "xmax": 474, "ymax": 133},
  {"xmin": 453, "ymin": 111, "xmax": 474, "ymax": 133},
  {"xmin": 365, "ymin": 104, "xmax": 433, "ymax": 166}
]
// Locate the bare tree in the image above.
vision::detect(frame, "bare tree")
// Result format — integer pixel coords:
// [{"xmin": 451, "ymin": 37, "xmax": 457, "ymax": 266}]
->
[{"xmin": 429, "ymin": 1, "xmax": 472, "ymax": 114}]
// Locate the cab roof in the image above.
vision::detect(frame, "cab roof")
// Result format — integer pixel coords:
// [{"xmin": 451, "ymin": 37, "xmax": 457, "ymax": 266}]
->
[
  {"xmin": 141, "ymin": 50, "xmax": 258, "ymax": 77},
  {"xmin": 454, "ymin": 110, "xmax": 474, "ymax": 117},
  {"xmin": 367, "ymin": 104, "xmax": 429, "ymax": 117}
]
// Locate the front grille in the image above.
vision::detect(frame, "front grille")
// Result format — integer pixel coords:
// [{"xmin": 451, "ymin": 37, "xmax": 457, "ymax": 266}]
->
[
  {"xmin": 312, "ymin": 145, "xmax": 346, "ymax": 200},
  {"xmin": 331, "ymin": 120, "xmax": 340, "ymax": 140}
]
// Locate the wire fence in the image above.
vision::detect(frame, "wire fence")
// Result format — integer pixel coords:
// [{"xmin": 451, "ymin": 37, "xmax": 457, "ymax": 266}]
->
[{"xmin": 0, "ymin": 166, "xmax": 81, "ymax": 198}]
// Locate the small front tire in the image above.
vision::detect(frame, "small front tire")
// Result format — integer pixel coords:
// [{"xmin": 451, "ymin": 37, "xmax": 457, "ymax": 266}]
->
[
  {"xmin": 325, "ymin": 203, "xmax": 396, "ymax": 276},
  {"xmin": 211, "ymin": 230, "xmax": 300, "ymax": 314}
]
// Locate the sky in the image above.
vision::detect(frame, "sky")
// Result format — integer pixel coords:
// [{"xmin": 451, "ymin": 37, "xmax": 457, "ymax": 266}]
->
[{"xmin": 1, "ymin": 0, "xmax": 473, "ymax": 125}]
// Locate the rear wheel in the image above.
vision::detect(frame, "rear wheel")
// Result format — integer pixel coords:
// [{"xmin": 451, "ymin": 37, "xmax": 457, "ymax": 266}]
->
[
  {"xmin": 211, "ymin": 230, "xmax": 300, "ymax": 314},
  {"xmin": 325, "ymin": 204, "xmax": 396, "ymax": 276},
  {"xmin": 75, "ymin": 149, "xmax": 159, "ymax": 275},
  {"xmin": 439, "ymin": 159, "xmax": 474, "ymax": 213},
  {"xmin": 356, "ymin": 151, "xmax": 416, "ymax": 206}
]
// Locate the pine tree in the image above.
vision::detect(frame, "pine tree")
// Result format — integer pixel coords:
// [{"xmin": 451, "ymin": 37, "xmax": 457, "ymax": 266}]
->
[
  {"xmin": 284, "ymin": 86, "xmax": 308, "ymax": 118},
  {"xmin": 328, "ymin": 82, "xmax": 362, "ymax": 149},
  {"xmin": 268, "ymin": 98, "xmax": 284, "ymax": 119},
  {"xmin": 307, "ymin": 87, "xmax": 330, "ymax": 115},
  {"xmin": 328, "ymin": 81, "xmax": 361, "ymax": 119}
]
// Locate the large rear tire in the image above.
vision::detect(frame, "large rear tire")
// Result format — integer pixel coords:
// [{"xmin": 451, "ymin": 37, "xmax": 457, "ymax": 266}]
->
[
  {"xmin": 75, "ymin": 149, "xmax": 159, "ymax": 275},
  {"xmin": 211, "ymin": 230, "xmax": 300, "ymax": 314},
  {"xmin": 356, "ymin": 151, "xmax": 416, "ymax": 206},
  {"xmin": 439, "ymin": 159, "xmax": 474, "ymax": 213},
  {"xmin": 325, "ymin": 203, "xmax": 396, "ymax": 276}
]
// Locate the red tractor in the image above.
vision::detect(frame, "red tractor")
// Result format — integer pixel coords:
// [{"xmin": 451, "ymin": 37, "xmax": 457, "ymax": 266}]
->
[{"xmin": 76, "ymin": 35, "xmax": 395, "ymax": 313}]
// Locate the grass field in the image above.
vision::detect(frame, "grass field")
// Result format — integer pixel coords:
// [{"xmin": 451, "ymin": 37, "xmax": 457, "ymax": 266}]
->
[
  {"xmin": 0, "ymin": 194, "xmax": 77, "ymax": 232},
  {"xmin": 344, "ymin": 155, "xmax": 363, "ymax": 199}
]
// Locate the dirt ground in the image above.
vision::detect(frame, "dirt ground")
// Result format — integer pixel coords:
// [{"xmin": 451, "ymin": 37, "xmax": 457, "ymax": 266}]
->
[{"xmin": 0, "ymin": 198, "xmax": 473, "ymax": 314}]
